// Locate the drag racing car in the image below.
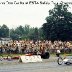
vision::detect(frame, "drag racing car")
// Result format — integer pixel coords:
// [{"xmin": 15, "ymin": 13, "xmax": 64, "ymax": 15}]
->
[{"xmin": 57, "ymin": 56, "xmax": 72, "ymax": 65}]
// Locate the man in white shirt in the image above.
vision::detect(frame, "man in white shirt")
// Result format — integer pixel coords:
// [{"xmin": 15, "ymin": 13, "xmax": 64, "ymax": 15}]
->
[{"xmin": 56, "ymin": 49, "xmax": 61, "ymax": 57}]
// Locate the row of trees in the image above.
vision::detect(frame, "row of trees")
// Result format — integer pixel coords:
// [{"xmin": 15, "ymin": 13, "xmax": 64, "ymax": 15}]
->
[
  {"xmin": 0, "ymin": 24, "xmax": 44, "ymax": 40},
  {"xmin": 10, "ymin": 25, "xmax": 44, "ymax": 40},
  {"xmin": 0, "ymin": 2, "xmax": 72, "ymax": 41}
]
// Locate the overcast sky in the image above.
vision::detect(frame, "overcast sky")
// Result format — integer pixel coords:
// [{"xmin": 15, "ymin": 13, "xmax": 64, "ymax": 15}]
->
[{"xmin": 0, "ymin": 0, "xmax": 72, "ymax": 29}]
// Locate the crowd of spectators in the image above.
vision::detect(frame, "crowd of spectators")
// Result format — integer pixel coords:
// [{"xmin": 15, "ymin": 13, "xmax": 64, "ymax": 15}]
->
[{"xmin": 0, "ymin": 40, "xmax": 72, "ymax": 55}]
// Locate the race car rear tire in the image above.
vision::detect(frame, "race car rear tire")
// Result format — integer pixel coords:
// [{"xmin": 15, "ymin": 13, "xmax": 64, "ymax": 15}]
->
[{"xmin": 41, "ymin": 52, "xmax": 50, "ymax": 59}]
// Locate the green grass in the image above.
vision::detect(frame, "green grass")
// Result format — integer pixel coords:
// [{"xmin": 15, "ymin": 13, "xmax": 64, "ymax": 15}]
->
[
  {"xmin": 0, "ymin": 54, "xmax": 25, "ymax": 57},
  {"xmin": 65, "ymin": 54, "xmax": 72, "ymax": 56},
  {"xmin": 0, "ymin": 53, "xmax": 72, "ymax": 57}
]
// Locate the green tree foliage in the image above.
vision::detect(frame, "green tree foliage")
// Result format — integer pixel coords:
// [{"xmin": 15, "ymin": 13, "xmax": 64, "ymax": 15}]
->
[
  {"xmin": 15, "ymin": 25, "xmax": 24, "ymax": 35},
  {"xmin": 24, "ymin": 25, "xmax": 30, "ymax": 35},
  {"xmin": 42, "ymin": 2, "xmax": 72, "ymax": 41},
  {"xmin": 0, "ymin": 24, "xmax": 44, "ymax": 40},
  {"xmin": 10, "ymin": 29, "xmax": 19, "ymax": 40},
  {"xmin": 28, "ymin": 27, "xmax": 35, "ymax": 40},
  {"xmin": 0, "ymin": 24, "xmax": 9, "ymax": 37},
  {"xmin": 38, "ymin": 28, "xmax": 45, "ymax": 40},
  {"xmin": 10, "ymin": 25, "xmax": 42, "ymax": 40},
  {"xmin": 31, "ymin": 27, "xmax": 39, "ymax": 41}
]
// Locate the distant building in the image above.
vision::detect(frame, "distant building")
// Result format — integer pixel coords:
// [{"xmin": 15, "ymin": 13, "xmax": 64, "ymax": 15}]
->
[{"xmin": 0, "ymin": 37, "xmax": 12, "ymax": 45}]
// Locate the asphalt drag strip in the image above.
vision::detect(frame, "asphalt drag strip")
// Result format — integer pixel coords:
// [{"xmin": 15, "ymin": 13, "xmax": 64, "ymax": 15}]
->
[{"xmin": 0, "ymin": 61, "xmax": 72, "ymax": 72}]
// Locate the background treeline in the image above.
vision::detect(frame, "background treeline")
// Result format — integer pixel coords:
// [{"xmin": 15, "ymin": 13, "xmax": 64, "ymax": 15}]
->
[{"xmin": 0, "ymin": 24, "xmax": 44, "ymax": 40}]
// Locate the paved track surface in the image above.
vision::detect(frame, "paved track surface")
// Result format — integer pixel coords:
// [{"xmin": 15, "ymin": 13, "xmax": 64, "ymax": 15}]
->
[
  {"xmin": 0, "ymin": 56, "xmax": 72, "ymax": 72},
  {"xmin": 0, "ymin": 61, "xmax": 72, "ymax": 72}
]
